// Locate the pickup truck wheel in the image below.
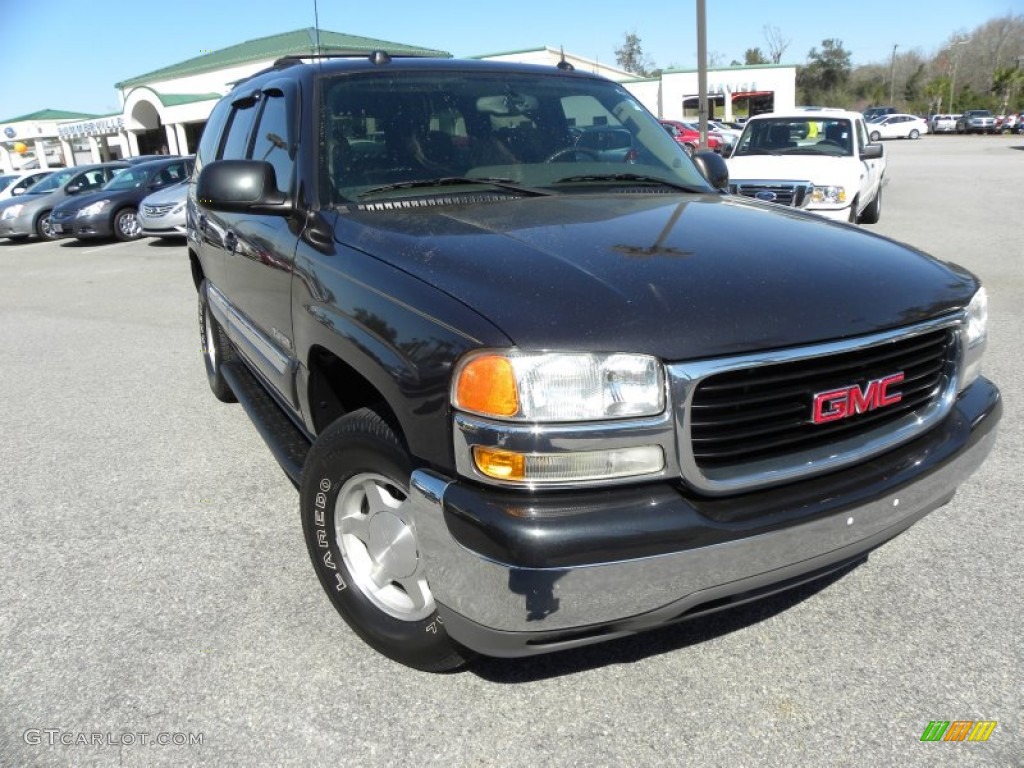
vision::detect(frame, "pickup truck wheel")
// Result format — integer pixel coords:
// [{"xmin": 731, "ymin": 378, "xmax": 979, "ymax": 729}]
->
[
  {"xmin": 858, "ymin": 186, "xmax": 882, "ymax": 224},
  {"xmin": 869, "ymin": 130, "xmax": 881, "ymax": 142},
  {"xmin": 300, "ymin": 408, "xmax": 471, "ymax": 672},
  {"xmin": 198, "ymin": 282, "xmax": 237, "ymax": 403}
]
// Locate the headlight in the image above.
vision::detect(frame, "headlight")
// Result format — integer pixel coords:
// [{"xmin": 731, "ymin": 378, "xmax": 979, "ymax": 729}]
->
[
  {"xmin": 809, "ymin": 185, "xmax": 847, "ymax": 204},
  {"xmin": 78, "ymin": 200, "xmax": 111, "ymax": 217},
  {"xmin": 171, "ymin": 202, "xmax": 185, "ymax": 214},
  {"xmin": 1, "ymin": 204, "xmax": 24, "ymax": 219},
  {"xmin": 452, "ymin": 350, "xmax": 665, "ymax": 422},
  {"xmin": 960, "ymin": 287, "xmax": 988, "ymax": 391}
]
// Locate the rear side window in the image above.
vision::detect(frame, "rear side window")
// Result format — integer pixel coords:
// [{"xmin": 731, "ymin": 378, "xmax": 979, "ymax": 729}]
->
[
  {"xmin": 250, "ymin": 90, "xmax": 295, "ymax": 195},
  {"xmin": 219, "ymin": 96, "xmax": 259, "ymax": 161},
  {"xmin": 195, "ymin": 97, "xmax": 233, "ymax": 176}
]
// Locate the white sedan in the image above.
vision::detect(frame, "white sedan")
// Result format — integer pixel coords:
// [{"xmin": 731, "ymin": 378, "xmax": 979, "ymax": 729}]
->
[{"xmin": 867, "ymin": 114, "xmax": 929, "ymax": 141}]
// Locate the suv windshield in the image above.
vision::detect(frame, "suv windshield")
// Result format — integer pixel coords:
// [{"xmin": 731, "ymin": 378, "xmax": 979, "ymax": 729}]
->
[
  {"xmin": 732, "ymin": 118, "xmax": 855, "ymax": 157},
  {"xmin": 319, "ymin": 71, "xmax": 709, "ymax": 204}
]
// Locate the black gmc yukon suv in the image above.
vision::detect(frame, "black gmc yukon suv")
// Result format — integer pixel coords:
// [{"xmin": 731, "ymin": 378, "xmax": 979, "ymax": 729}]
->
[{"xmin": 188, "ymin": 54, "xmax": 1000, "ymax": 671}]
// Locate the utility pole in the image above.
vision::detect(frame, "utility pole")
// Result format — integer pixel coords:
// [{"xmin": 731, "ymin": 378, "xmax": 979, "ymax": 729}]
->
[
  {"xmin": 889, "ymin": 44, "xmax": 898, "ymax": 104},
  {"xmin": 949, "ymin": 39, "xmax": 968, "ymax": 114},
  {"xmin": 696, "ymin": 0, "xmax": 708, "ymax": 151}
]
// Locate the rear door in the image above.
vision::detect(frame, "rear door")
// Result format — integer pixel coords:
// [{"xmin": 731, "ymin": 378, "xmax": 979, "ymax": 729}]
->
[{"xmin": 207, "ymin": 82, "xmax": 302, "ymax": 408}]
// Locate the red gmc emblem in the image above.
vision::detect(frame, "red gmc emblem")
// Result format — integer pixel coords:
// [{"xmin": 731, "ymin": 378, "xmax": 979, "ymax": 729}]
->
[{"xmin": 812, "ymin": 372, "xmax": 905, "ymax": 424}]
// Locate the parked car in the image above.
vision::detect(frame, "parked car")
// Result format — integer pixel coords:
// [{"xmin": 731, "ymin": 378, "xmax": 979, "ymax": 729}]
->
[
  {"xmin": 708, "ymin": 120, "xmax": 742, "ymax": 153},
  {"xmin": 727, "ymin": 110, "xmax": 885, "ymax": 224},
  {"xmin": 0, "ymin": 169, "xmax": 53, "ymax": 203},
  {"xmin": 956, "ymin": 110, "xmax": 997, "ymax": 134},
  {"xmin": 137, "ymin": 180, "xmax": 188, "ymax": 239},
  {"xmin": 659, "ymin": 119, "xmax": 724, "ymax": 155},
  {"xmin": 867, "ymin": 114, "xmax": 929, "ymax": 141},
  {"xmin": 929, "ymin": 114, "xmax": 960, "ymax": 134},
  {"xmin": 189, "ymin": 56, "xmax": 997, "ymax": 670},
  {"xmin": 49, "ymin": 157, "xmax": 193, "ymax": 241},
  {"xmin": 863, "ymin": 106, "xmax": 897, "ymax": 122},
  {"xmin": 0, "ymin": 162, "xmax": 127, "ymax": 241}
]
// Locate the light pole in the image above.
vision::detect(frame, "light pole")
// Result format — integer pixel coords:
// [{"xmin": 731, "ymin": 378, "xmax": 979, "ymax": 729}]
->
[
  {"xmin": 949, "ymin": 39, "xmax": 968, "ymax": 114},
  {"xmin": 889, "ymin": 44, "xmax": 898, "ymax": 105}
]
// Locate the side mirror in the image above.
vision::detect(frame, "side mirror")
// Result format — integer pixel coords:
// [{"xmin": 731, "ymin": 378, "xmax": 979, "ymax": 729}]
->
[
  {"xmin": 692, "ymin": 150, "xmax": 729, "ymax": 191},
  {"xmin": 195, "ymin": 160, "xmax": 291, "ymax": 215},
  {"xmin": 11, "ymin": 186, "xmax": 27, "ymax": 196},
  {"xmin": 862, "ymin": 143, "xmax": 884, "ymax": 160},
  {"xmin": 66, "ymin": 183, "xmax": 83, "ymax": 194}
]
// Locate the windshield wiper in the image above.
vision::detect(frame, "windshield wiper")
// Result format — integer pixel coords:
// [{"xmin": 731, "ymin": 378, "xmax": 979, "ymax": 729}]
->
[
  {"xmin": 552, "ymin": 173, "xmax": 705, "ymax": 194},
  {"xmin": 358, "ymin": 176, "xmax": 555, "ymax": 198}
]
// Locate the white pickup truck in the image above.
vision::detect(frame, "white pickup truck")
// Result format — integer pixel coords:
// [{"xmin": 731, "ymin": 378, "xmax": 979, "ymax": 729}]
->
[{"xmin": 726, "ymin": 110, "xmax": 886, "ymax": 224}]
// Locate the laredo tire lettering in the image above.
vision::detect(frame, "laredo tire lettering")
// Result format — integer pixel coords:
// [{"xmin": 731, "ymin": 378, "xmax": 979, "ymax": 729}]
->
[{"xmin": 299, "ymin": 408, "xmax": 471, "ymax": 672}]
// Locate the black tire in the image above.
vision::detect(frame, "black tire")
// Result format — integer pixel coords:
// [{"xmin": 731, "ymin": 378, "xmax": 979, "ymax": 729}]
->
[
  {"xmin": 859, "ymin": 185, "xmax": 882, "ymax": 224},
  {"xmin": 909, "ymin": 129, "xmax": 920, "ymax": 140},
  {"xmin": 683, "ymin": 142, "xmax": 695, "ymax": 157},
  {"xmin": 300, "ymin": 408, "xmax": 472, "ymax": 672},
  {"xmin": 113, "ymin": 207, "xmax": 140, "ymax": 241},
  {"xmin": 198, "ymin": 281, "xmax": 237, "ymax": 403},
  {"xmin": 35, "ymin": 210, "xmax": 58, "ymax": 241}
]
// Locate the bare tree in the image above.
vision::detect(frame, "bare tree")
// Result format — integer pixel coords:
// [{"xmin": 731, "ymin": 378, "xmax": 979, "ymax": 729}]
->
[
  {"xmin": 764, "ymin": 25, "xmax": 791, "ymax": 64},
  {"xmin": 615, "ymin": 32, "xmax": 648, "ymax": 75}
]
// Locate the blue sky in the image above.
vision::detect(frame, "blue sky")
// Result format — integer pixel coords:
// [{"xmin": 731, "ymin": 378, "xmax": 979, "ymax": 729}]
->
[{"xmin": 1, "ymin": 0, "xmax": 1020, "ymax": 119}]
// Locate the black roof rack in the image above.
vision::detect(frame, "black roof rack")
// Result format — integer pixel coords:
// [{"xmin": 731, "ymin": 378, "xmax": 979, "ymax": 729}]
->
[{"xmin": 272, "ymin": 50, "xmax": 431, "ymax": 67}]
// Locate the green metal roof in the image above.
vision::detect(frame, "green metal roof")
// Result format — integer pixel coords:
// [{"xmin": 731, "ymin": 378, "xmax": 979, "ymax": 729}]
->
[
  {"xmin": 154, "ymin": 92, "xmax": 224, "ymax": 107},
  {"xmin": 0, "ymin": 108, "xmax": 101, "ymax": 123},
  {"xmin": 115, "ymin": 28, "xmax": 451, "ymax": 88}
]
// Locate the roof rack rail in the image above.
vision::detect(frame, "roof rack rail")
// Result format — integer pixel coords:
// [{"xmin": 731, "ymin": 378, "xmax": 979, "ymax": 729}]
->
[{"xmin": 272, "ymin": 50, "xmax": 430, "ymax": 66}]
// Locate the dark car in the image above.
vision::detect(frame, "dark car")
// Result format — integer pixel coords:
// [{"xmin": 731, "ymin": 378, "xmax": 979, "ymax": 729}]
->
[
  {"xmin": 50, "ymin": 157, "xmax": 193, "ymax": 241},
  {"xmin": 956, "ymin": 110, "xmax": 997, "ymax": 134},
  {"xmin": 188, "ymin": 54, "xmax": 999, "ymax": 671}
]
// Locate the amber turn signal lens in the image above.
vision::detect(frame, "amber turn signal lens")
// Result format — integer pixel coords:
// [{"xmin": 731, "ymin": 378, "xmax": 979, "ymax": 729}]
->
[
  {"xmin": 473, "ymin": 447, "xmax": 526, "ymax": 480},
  {"xmin": 455, "ymin": 354, "xmax": 519, "ymax": 417}
]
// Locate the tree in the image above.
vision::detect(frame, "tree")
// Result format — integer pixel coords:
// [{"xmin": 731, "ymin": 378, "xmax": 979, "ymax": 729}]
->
[
  {"xmin": 798, "ymin": 39, "xmax": 853, "ymax": 104},
  {"xmin": 744, "ymin": 47, "xmax": 769, "ymax": 66},
  {"xmin": 615, "ymin": 32, "xmax": 649, "ymax": 75},
  {"xmin": 764, "ymin": 25, "xmax": 791, "ymax": 64}
]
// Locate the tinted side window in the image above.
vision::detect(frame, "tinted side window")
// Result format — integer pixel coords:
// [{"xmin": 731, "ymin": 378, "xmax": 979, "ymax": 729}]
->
[
  {"xmin": 195, "ymin": 97, "xmax": 233, "ymax": 176},
  {"xmin": 250, "ymin": 91, "xmax": 294, "ymax": 194},
  {"xmin": 219, "ymin": 97, "xmax": 259, "ymax": 161}
]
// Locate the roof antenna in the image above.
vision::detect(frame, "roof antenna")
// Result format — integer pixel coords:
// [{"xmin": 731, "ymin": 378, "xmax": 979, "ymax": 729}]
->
[
  {"xmin": 312, "ymin": 0, "xmax": 322, "ymax": 56},
  {"xmin": 557, "ymin": 47, "xmax": 574, "ymax": 71}
]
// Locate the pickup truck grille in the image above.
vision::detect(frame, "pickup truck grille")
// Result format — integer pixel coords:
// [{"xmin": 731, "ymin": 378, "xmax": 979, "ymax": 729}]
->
[
  {"xmin": 730, "ymin": 182, "xmax": 812, "ymax": 208},
  {"xmin": 672, "ymin": 321, "xmax": 961, "ymax": 494}
]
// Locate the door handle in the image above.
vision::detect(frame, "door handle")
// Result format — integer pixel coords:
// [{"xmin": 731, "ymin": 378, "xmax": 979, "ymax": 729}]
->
[{"xmin": 224, "ymin": 231, "xmax": 237, "ymax": 252}]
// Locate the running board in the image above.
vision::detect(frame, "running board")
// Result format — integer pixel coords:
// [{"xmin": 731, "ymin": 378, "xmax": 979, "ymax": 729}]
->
[{"xmin": 221, "ymin": 361, "xmax": 310, "ymax": 487}]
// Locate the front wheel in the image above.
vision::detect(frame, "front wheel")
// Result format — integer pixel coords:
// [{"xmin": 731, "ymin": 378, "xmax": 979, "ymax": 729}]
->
[
  {"xmin": 35, "ymin": 211, "xmax": 58, "ymax": 241},
  {"xmin": 113, "ymin": 207, "xmax": 140, "ymax": 241},
  {"xmin": 300, "ymin": 408, "xmax": 472, "ymax": 671},
  {"xmin": 909, "ymin": 129, "xmax": 920, "ymax": 140},
  {"xmin": 869, "ymin": 131, "xmax": 881, "ymax": 142},
  {"xmin": 858, "ymin": 185, "xmax": 882, "ymax": 224}
]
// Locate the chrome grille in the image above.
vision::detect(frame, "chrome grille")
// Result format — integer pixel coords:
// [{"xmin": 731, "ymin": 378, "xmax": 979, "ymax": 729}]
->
[
  {"xmin": 730, "ymin": 181, "xmax": 812, "ymax": 207},
  {"xmin": 143, "ymin": 203, "xmax": 175, "ymax": 217},
  {"xmin": 671, "ymin": 318, "xmax": 963, "ymax": 495}
]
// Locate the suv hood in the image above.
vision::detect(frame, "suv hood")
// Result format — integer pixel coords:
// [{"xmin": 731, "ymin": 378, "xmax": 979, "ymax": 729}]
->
[
  {"xmin": 727, "ymin": 154, "xmax": 865, "ymax": 185},
  {"xmin": 334, "ymin": 194, "xmax": 975, "ymax": 360}
]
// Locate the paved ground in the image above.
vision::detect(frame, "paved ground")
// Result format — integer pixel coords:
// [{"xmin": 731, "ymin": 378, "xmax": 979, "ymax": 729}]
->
[{"xmin": 0, "ymin": 134, "xmax": 1021, "ymax": 767}]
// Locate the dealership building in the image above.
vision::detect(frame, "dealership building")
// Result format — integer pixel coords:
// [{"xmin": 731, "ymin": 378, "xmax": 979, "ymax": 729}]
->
[{"xmin": 0, "ymin": 30, "xmax": 796, "ymax": 173}]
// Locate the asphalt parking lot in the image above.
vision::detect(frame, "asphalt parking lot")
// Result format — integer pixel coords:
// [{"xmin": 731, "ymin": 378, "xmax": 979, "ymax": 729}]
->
[{"xmin": 1, "ymin": 134, "xmax": 1021, "ymax": 767}]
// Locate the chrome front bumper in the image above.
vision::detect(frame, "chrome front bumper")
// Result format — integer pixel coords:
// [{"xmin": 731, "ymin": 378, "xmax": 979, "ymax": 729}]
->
[{"xmin": 407, "ymin": 385, "xmax": 999, "ymax": 657}]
